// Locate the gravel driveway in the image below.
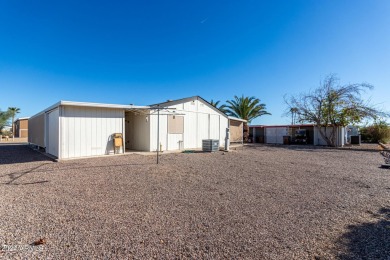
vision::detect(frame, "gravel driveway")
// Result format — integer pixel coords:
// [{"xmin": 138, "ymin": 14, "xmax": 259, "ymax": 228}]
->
[{"xmin": 1, "ymin": 144, "xmax": 389, "ymax": 259}]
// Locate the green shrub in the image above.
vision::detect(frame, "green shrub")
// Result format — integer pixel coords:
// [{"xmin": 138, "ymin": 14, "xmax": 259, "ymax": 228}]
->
[{"xmin": 360, "ymin": 121, "xmax": 390, "ymax": 143}]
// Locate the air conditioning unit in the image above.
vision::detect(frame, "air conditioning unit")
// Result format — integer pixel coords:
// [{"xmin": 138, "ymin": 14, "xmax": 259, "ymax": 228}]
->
[{"xmin": 202, "ymin": 139, "xmax": 219, "ymax": 152}]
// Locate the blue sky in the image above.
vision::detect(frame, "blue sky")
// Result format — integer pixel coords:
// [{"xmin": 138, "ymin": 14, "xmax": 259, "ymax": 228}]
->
[{"xmin": 0, "ymin": 0, "xmax": 389, "ymax": 125}]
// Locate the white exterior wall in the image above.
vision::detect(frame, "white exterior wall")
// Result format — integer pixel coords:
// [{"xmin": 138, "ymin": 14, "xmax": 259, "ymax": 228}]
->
[
  {"xmin": 265, "ymin": 127, "xmax": 289, "ymax": 144},
  {"xmin": 28, "ymin": 113, "xmax": 45, "ymax": 148},
  {"xmin": 150, "ymin": 112, "xmax": 168, "ymax": 151},
  {"xmin": 313, "ymin": 126, "xmax": 344, "ymax": 147},
  {"xmin": 210, "ymin": 114, "xmax": 220, "ymax": 139},
  {"xmin": 197, "ymin": 113, "xmax": 209, "ymax": 147},
  {"xmin": 184, "ymin": 112, "xmax": 197, "ymax": 148},
  {"xmin": 149, "ymin": 99, "xmax": 228, "ymax": 151},
  {"xmin": 60, "ymin": 106, "xmax": 124, "ymax": 159}
]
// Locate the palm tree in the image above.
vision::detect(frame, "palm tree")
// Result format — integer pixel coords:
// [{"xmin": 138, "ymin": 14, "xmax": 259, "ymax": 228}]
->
[
  {"xmin": 0, "ymin": 110, "xmax": 11, "ymax": 132},
  {"xmin": 223, "ymin": 95, "xmax": 270, "ymax": 142},
  {"xmin": 8, "ymin": 107, "xmax": 20, "ymax": 140},
  {"xmin": 290, "ymin": 107, "xmax": 299, "ymax": 125},
  {"xmin": 210, "ymin": 99, "xmax": 227, "ymax": 114}
]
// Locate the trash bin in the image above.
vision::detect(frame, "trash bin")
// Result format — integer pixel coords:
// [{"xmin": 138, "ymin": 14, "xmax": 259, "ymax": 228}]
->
[{"xmin": 283, "ymin": 136, "xmax": 291, "ymax": 145}]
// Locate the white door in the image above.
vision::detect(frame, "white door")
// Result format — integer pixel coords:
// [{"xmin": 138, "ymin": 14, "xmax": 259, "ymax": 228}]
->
[{"xmin": 46, "ymin": 108, "xmax": 59, "ymax": 157}]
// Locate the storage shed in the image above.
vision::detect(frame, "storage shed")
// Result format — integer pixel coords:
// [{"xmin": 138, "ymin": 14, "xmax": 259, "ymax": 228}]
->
[
  {"xmin": 249, "ymin": 124, "xmax": 345, "ymax": 147},
  {"xmin": 29, "ymin": 96, "xmax": 236, "ymax": 159},
  {"xmin": 28, "ymin": 101, "xmax": 144, "ymax": 159}
]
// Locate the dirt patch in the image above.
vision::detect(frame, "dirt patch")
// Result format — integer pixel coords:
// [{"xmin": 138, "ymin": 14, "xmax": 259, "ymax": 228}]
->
[{"xmin": 1, "ymin": 144, "xmax": 389, "ymax": 259}]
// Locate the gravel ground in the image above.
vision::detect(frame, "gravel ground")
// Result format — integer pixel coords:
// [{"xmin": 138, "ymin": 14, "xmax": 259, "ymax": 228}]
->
[{"xmin": 1, "ymin": 144, "xmax": 390, "ymax": 259}]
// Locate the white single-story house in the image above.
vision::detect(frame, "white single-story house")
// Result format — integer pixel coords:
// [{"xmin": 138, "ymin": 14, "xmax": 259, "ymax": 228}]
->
[
  {"xmin": 249, "ymin": 124, "xmax": 346, "ymax": 147},
  {"xmin": 29, "ymin": 96, "xmax": 245, "ymax": 159}
]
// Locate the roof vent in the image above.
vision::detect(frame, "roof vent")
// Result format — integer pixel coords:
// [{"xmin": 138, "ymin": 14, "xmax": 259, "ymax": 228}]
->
[
  {"xmin": 167, "ymin": 99, "xmax": 173, "ymax": 102},
  {"xmin": 129, "ymin": 103, "xmax": 134, "ymax": 106}
]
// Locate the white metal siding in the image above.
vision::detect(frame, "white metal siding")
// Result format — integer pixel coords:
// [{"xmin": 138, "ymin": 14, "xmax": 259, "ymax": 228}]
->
[
  {"xmin": 148, "ymin": 99, "xmax": 228, "ymax": 151},
  {"xmin": 197, "ymin": 113, "xmax": 209, "ymax": 147},
  {"xmin": 46, "ymin": 108, "xmax": 59, "ymax": 157},
  {"xmin": 265, "ymin": 127, "xmax": 288, "ymax": 144},
  {"xmin": 209, "ymin": 114, "xmax": 220, "ymax": 140},
  {"xmin": 28, "ymin": 113, "xmax": 45, "ymax": 147},
  {"xmin": 314, "ymin": 126, "xmax": 344, "ymax": 147},
  {"xmin": 315, "ymin": 127, "xmax": 330, "ymax": 146},
  {"xmin": 219, "ymin": 116, "xmax": 228, "ymax": 147},
  {"xmin": 149, "ymin": 113, "xmax": 168, "ymax": 151},
  {"xmin": 183, "ymin": 112, "xmax": 197, "ymax": 149},
  {"xmin": 60, "ymin": 106, "xmax": 124, "ymax": 159},
  {"xmin": 167, "ymin": 134, "xmax": 183, "ymax": 150}
]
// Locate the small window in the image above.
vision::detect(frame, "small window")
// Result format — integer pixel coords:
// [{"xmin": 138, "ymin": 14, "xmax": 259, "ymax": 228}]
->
[{"xmin": 168, "ymin": 115, "xmax": 184, "ymax": 134}]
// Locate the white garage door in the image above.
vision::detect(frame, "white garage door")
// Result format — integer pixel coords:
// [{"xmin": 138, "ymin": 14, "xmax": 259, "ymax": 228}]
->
[{"xmin": 265, "ymin": 127, "xmax": 288, "ymax": 144}]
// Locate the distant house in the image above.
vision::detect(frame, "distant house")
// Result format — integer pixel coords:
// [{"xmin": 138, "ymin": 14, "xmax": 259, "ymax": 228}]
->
[
  {"xmin": 13, "ymin": 117, "xmax": 29, "ymax": 138},
  {"xmin": 249, "ymin": 124, "xmax": 345, "ymax": 147},
  {"xmin": 29, "ymin": 96, "xmax": 245, "ymax": 159}
]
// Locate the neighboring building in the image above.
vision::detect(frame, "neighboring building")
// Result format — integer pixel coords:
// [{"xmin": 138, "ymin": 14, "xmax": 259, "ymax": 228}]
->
[
  {"xmin": 29, "ymin": 96, "xmax": 245, "ymax": 159},
  {"xmin": 13, "ymin": 117, "xmax": 29, "ymax": 138},
  {"xmin": 345, "ymin": 125, "xmax": 360, "ymax": 144},
  {"xmin": 249, "ymin": 124, "xmax": 345, "ymax": 147}
]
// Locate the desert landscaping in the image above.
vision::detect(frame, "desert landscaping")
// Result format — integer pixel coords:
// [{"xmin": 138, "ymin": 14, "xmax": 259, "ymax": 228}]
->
[{"xmin": 1, "ymin": 144, "xmax": 389, "ymax": 259}]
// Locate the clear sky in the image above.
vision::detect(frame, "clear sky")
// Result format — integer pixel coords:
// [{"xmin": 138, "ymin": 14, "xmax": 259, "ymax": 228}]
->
[{"xmin": 0, "ymin": 0, "xmax": 389, "ymax": 125}]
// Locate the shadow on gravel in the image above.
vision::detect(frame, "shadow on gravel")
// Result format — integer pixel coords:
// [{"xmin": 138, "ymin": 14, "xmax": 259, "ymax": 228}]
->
[
  {"xmin": 1, "ymin": 162, "xmax": 155, "ymax": 181},
  {"xmin": 1, "ymin": 163, "xmax": 50, "ymax": 185},
  {"xmin": 245, "ymin": 144, "xmax": 335, "ymax": 152},
  {"xmin": 0, "ymin": 144, "xmax": 52, "ymax": 165},
  {"xmin": 336, "ymin": 207, "xmax": 390, "ymax": 259},
  {"xmin": 245, "ymin": 144, "xmax": 380, "ymax": 153}
]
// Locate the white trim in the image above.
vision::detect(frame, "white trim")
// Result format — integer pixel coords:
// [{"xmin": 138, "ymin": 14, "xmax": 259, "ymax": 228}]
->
[
  {"xmin": 59, "ymin": 101, "xmax": 147, "ymax": 110},
  {"xmin": 14, "ymin": 117, "xmax": 30, "ymax": 122},
  {"xmin": 122, "ymin": 110, "xmax": 125, "ymax": 154},
  {"xmin": 29, "ymin": 101, "xmax": 149, "ymax": 120},
  {"xmin": 228, "ymin": 116, "xmax": 247, "ymax": 122}
]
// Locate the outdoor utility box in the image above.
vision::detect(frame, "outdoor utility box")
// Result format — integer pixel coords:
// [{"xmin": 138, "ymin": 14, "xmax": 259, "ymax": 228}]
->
[
  {"xmin": 202, "ymin": 139, "xmax": 219, "ymax": 152},
  {"xmin": 113, "ymin": 133, "xmax": 123, "ymax": 147},
  {"xmin": 350, "ymin": 135, "xmax": 361, "ymax": 145}
]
